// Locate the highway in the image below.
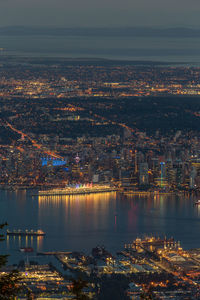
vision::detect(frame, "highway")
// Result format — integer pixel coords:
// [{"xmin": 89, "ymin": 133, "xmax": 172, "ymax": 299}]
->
[{"xmin": 5, "ymin": 120, "xmax": 63, "ymax": 159}]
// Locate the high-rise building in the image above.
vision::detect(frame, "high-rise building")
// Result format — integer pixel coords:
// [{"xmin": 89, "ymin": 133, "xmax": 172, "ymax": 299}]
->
[
  {"xmin": 139, "ymin": 162, "xmax": 149, "ymax": 185},
  {"xmin": 190, "ymin": 166, "xmax": 196, "ymax": 189}
]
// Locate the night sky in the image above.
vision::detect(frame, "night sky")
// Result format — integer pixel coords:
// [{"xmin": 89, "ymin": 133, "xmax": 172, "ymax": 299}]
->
[{"xmin": 0, "ymin": 0, "xmax": 200, "ymax": 27}]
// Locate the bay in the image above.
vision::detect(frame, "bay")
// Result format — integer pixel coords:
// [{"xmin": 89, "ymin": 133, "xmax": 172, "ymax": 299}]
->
[{"xmin": 0, "ymin": 190, "xmax": 200, "ymax": 264}]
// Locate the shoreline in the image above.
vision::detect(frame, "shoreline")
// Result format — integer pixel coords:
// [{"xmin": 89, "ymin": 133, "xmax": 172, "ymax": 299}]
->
[{"xmin": 0, "ymin": 184, "xmax": 197, "ymax": 196}]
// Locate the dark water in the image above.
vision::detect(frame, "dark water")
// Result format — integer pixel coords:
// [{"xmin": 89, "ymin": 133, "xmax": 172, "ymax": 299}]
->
[
  {"xmin": 0, "ymin": 190, "xmax": 200, "ymax": 264},
  {"xmin": 1, "ymin": 35, "xmax": 200, "ymax": 63}
]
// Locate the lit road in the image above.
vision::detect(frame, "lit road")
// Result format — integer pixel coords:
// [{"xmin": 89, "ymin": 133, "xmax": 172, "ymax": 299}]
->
[
  {"xmin": 151, "ymin": 258, "xmax": 200, "ymax": 289},
  {"xmin": 5, "ymin": 121, "xmax": 63, "ymax": 159}
]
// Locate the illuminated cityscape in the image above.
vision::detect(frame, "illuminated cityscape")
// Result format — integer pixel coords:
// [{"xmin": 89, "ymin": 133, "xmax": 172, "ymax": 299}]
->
[
  {"xmin": 1, "ymin": 59, "xmax": 200, "ymax": 298},
  {"xmin": 1, "ymin": 78, "xmax": 200, "ymax": 194},
  {"xmin": 1, "ymin": 62, "xmax": 200, "ymax": 99},
  {"xmin": 1, "ymin": 17, "xmax": 200, "ymax": 300}
]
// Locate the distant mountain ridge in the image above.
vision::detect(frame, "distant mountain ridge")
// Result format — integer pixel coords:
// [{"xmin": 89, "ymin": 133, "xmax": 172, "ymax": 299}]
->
[{"xmin": 0, "ymin": 26, "xmax": 200, "ymax": 37}]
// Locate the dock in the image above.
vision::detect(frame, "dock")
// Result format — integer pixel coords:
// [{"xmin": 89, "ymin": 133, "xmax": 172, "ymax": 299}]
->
[
  {"xmin": 37, "ymin": 251, "xmax": 72, "ymax": 256},
  {"xmin": 125, "ymin": 237, "xmax": 177, "ymax": 250},
  {"xmin": 38, "ymin": 185, "xmax": 118, "ymax": 196}
]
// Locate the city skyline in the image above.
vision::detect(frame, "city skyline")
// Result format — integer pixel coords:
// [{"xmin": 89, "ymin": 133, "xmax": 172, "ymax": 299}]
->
[{"xmin": 2, "ymin": 0, "xmax": 200, "ymax": 298}]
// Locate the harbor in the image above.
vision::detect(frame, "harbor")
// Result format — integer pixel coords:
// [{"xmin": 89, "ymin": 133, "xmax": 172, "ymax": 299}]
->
[{"xmin": 4, "ymin": 236, "xmax": 200, "ymax": 299}]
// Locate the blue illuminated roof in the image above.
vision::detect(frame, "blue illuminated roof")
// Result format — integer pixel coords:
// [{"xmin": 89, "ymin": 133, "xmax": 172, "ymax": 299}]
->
[{"xmin": 41, "ymin": 157, "xmax": 66, "ymax": 167}]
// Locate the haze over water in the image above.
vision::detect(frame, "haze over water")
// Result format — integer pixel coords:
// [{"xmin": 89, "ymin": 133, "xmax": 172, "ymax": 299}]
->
[
  {"xmin": 1, "ymin": 35, "xmax": 200, "ymax": 63},
  {"xmin": 1, "ymin": 190, "xmax": 200, "ymax": 264}
]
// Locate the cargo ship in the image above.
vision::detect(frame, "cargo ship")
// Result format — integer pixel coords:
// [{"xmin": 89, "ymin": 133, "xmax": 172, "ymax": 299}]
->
[{"xmin": 7, "ymin": 229, "xmax": 45, "ymax": 237}]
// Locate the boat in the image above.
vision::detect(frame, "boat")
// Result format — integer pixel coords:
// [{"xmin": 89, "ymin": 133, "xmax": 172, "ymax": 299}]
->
[
  {"xmin": 7, "ymin": 229, "xmax": 45, "ymax": 237},
  {"xmin": 20, "ymin": 247, "xmax": 33, "ymax": 253},
  {"xmin": 195, "ymin": 200, "xmax": 200, "ymax": 205}
]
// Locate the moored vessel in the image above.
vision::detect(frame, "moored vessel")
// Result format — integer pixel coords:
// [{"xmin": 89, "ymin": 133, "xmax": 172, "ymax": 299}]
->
[
  {"xmin": 7, "ymin": 229, "xmax": 45, "ymax": 237},
  {"xmin": 20, "ymin": 247, "xmax": 34, "ymax": 253}
]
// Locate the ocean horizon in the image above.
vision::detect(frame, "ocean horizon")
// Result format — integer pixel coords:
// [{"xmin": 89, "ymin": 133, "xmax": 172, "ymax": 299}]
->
[{"xmin": 1, "ymin": 34, "xmax": 200, "ymax": 64}]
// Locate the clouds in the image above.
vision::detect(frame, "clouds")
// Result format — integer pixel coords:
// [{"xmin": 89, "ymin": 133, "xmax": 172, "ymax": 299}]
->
[{"xmin": 0, "ymin": 0, "xmax": 200, "ymax": 27}]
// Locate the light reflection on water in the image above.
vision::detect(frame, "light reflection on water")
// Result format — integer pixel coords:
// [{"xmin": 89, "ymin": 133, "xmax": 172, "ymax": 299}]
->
[
  {"xmin": 0, "ymin": 190, "xmax": 200, "ymax": 263},
  {"xmin": 6, "ymin": 235, "xmax": 44, "ymax": 253}
]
